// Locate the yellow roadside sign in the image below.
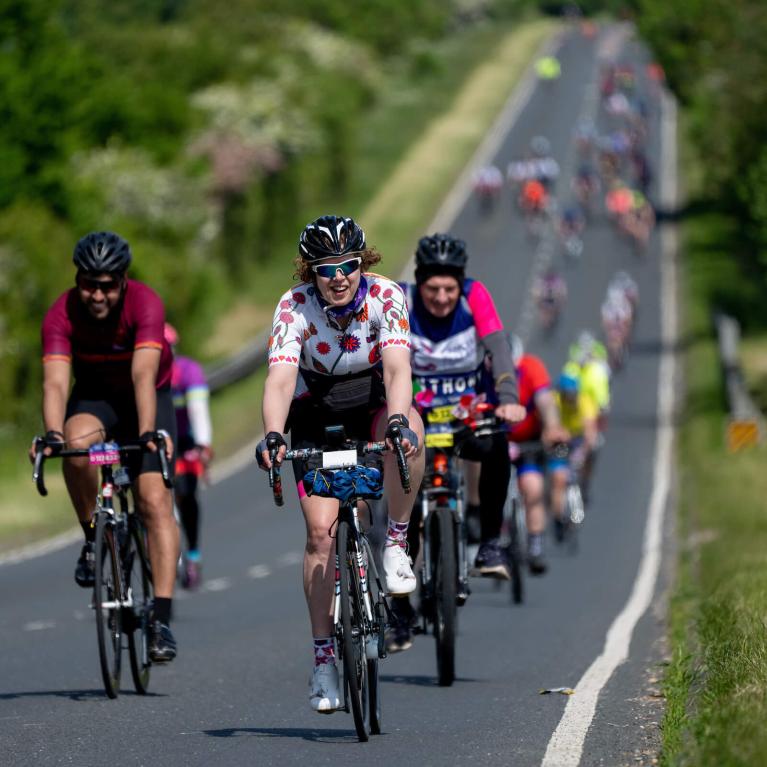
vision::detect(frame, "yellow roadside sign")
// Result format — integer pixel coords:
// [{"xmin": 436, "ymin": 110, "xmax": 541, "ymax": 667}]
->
[{"xmin": 727, "ymin": 419, "xmax": 760, "ymax": 452}]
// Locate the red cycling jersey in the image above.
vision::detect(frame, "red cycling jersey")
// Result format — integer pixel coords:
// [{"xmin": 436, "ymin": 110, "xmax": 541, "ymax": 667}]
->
[
  {"xmin": 508, "ymin": 354, "xmax": 551, "ymax": 442},
  {"xmin": 42, "ymin": 279, "xmax": 172, "ymax": 392}
]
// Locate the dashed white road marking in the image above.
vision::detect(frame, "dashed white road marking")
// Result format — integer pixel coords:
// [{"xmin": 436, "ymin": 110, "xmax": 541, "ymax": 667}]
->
[
  {"xmin": 200, "ymin": 577, "xmax": 231, "ymax": 593},
  {"xmin": 541, "ymin": 89, "xmax": 678, "ymax": 767},
  {"xmin": 248, "ymin": 564, "xmax": 272, "ymax": 579},
  {"xmin": 23, "ymin": 620, "xmax": 56, "ymax": 632},
  {"xmin": 277, "ymin": 551, "xmax": 302, "ymax": 567}
]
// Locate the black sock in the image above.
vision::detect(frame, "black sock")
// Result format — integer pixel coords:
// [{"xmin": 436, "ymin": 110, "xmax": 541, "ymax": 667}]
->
[
  {"xmin": 80, "ymin": 520, "xmax": 95, "ymax": 543},
  {"xmin": 153, "ymin": 597, "xmax": 172, "ymax": 625}
]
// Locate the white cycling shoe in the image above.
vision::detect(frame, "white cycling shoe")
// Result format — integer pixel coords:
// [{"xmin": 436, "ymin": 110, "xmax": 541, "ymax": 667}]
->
[
  {"xmin": 309, "ymin": 663, "xmax": 341, "ymax": 714},
  {"xmin": 383, "ymin": 544, "xmax": 417, "ymax": 596}
]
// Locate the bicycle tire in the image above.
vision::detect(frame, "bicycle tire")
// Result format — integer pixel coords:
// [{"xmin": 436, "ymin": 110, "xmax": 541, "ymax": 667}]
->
[
  {"xmin": 508, "ymin": 497, "xmax": 525, "ymax": 605},
  {"xmin": 433, "ymin": 507, "xmax": 457, "ymax": 687},
  {"xmin": 362, "ymin": 537, "xmax": 382, "ymax": 735},
  {"xmin": 126, "ymin": 520, "xmax": 153, "ymax": 694},
  {"xmin": 94, "ymin": 513, "xmax": 122, "ymax": 698},
  {"xmin": 337, "ymin": 520, "xmax": 370, "ymax": 741}
]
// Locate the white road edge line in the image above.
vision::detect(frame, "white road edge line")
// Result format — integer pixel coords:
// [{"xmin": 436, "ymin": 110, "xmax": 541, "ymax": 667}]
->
[{"xmin": 541, "ymin": 91, "xmax": 679, "ymax": 767}]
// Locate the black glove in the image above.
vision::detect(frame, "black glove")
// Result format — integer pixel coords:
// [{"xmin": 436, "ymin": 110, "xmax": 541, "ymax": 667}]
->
[
  {"xmin": 41, "ymin": 430, "xmax": 65, "ymax": 456},
  {"xmin": 385, "ymin": 415, "xmax": 419, "ymax": 451},
  {"xmin": 256, "ymin": 431, "xmax": 286, "ymax": 468}
]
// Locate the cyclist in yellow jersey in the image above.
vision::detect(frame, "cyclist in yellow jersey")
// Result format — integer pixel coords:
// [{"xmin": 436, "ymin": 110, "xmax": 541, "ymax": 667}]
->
[{"xmin": 549, "ymin": 372, "xmax": 599, "ymax": 540}]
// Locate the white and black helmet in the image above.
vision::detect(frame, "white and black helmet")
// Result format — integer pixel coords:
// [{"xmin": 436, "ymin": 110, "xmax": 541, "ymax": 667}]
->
[
  {"xmin": 73, "ymin": 231, "xmax": 132, "ymax": 274},
  {"xmin": 298, "ymin": 215, "xmax": 366, "ymax": 262}
]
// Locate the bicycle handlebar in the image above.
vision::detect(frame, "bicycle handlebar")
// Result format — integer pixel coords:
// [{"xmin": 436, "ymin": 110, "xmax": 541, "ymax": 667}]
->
[
  {"xmin": 268, "ymin": 436, "xmax": 412, "ymax": 507},
  {"xmin": 32, "ymin": 435, "xmax": 173, "ymax": 497}
]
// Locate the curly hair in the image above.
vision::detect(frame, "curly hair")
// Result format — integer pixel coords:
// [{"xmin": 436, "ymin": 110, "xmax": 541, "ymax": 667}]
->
[{"xmin": 293, "ymin": 248, "xmax": 383, "ymax": 283}]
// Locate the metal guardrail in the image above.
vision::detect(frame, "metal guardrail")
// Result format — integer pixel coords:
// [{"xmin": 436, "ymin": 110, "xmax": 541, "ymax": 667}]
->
[
  {"xmin": 205, "ymin": 330, "xmax": 270, "ymax": 393},
  {"xmin": 714, "ymin": 312, "xmax": 764, "ymax": 451}
]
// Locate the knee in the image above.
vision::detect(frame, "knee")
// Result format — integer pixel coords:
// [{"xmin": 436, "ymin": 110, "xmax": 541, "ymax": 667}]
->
[
  {"xmin": 305, "ymin": 525, "xmax": 333, "ymax": 558},
  {"xmin": 139, "ymin": 485, "xmax": 173, "ymax": 525}
]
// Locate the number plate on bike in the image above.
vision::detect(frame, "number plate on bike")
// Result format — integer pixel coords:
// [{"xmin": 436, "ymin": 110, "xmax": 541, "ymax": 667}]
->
[
  {"xmin": 425, "ymin": 425, "xmax": 454, "ymax": 448},
  {"xmin": 89, "ymin": 442, "xmax": 121, "ymax": 465},
  {"xmin": 322, "ymin": 449, "xmax": 358, "ymax": 469},
  {"xmin": 426, "ymin": 406, "xmax": 454, "ymax": 424}
]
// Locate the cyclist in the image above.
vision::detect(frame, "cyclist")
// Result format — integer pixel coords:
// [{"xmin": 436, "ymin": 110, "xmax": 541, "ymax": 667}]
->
[
  {"xmin": 256, "ymin": 215, "xmax": 424, "ymax": 713},
  {"xmin": 507, "ymin": 335, "xmax": 568, "ymax": 574},
  {"xmin": 558, "ymin": 204, "xmax": 586, "ymax": 257},
  {"xmin": 535, "ymin": 55, "xmax": 561, "ymax": 81},
  {"xmin": 165, "ymin": 323, "xmax": 213, "ymax": 590},
  {"xmin": 386, "ymin": 234, "xmax": 525, "ymax": 651},
  {"xmin": 532, "ymin": 268, "xmax": 568, "ymax": 329},
  {"xmin": 549, "ymin": 371, "xmax": 599, "ymax": 537},
  {"xmin": 32, "ymin": 231, "xmax": 179, "ymax": 662},
  {"xmin": 567, "ymin": 331, "xmax": 611, "ymax": 434},
  {"xmin": 602, "ymin": 289, "xmax": 634, "ymax": 370},
  {"xmin": 471, "ymin": 165, "xmax": 504, "ymax": 213}
]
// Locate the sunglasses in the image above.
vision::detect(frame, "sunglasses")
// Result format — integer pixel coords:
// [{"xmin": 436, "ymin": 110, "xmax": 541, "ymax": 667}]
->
[
  {"xmin": 77, "ymin": 276, "xmax": 123, "ymax": 294},
  {"xmin": 311, "ymin": 257, "xmax": 362, "ymax": 280}
]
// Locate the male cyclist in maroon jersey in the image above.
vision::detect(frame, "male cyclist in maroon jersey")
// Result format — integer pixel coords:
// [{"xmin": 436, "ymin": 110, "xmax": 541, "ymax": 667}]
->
[{"xmin": 32, "ymin": 231, "xmax": 179, "ymax": 662}]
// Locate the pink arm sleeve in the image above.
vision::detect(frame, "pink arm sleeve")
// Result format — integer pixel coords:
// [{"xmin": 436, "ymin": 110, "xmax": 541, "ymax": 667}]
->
[{"xmin": 466, "ymin": 280, "xmax": 504, "ymax": 339}]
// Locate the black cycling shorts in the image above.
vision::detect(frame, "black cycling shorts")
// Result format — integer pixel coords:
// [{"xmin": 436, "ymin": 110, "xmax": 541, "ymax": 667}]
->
[{"xmin": 65, "ymin": 386, "xmax": 177, "ymax": 478}]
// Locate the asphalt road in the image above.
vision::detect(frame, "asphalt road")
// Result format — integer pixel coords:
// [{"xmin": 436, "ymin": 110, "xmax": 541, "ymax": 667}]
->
[{"xmin": 0, "ymin": 23, "xmax": 675, "ymax": 767}]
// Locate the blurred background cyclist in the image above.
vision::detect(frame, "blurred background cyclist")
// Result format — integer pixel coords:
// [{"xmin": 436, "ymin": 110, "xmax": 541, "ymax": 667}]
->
[{"xmin": 165, "ymin": 323, "xmax": 213, "ymax": 590}]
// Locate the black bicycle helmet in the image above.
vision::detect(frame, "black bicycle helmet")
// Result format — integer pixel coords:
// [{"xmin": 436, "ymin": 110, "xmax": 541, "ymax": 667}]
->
[
  {"xmin": 414, "ymin": 233, "xmax": 468, "ymax": 286},
  {"xmin": 73, "ymin": 231, "xmax": 132, "ymax": 274},
  {"xmin": 298, "ymin": 215, "xmax": 366, "ymax": 262}
]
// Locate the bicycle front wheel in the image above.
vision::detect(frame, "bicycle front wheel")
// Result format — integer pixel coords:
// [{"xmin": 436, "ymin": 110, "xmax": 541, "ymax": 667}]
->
[
  {"xmin": 94, "ymin": 513, "xmax": 122, "ymax": 698},
  {"xmin": 432, "ymin": 507, "xmax": 457, "ymax": 687},
  {"xmin": 338, "ymin": 520, "xmax": 370, "ymax": 742},
  {"xmin": 362, "ymin": 537, "xmax": 382, "ymax": 735},
  {"xmin": 126, "ymin": 521, "xmax": 153, "ymax": 694}
]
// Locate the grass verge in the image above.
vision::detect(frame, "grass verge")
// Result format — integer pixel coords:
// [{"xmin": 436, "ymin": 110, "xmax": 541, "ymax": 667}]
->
[
  {"xmin": 659, "ymin": 128, "xmax": 767, "ymax": 765},
  {"xmin": 0, "ymin": 17, "xmax": 557, "ymax": 550}
]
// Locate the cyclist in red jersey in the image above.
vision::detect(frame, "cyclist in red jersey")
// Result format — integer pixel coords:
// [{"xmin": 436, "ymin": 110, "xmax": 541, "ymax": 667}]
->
[
  {"xmin": 507, "ymin": 335, "xmax": 568, "ymax": 574},
  {"xmin": 32, "ymin": 231, "xmax": 179, "ymax": 662}
]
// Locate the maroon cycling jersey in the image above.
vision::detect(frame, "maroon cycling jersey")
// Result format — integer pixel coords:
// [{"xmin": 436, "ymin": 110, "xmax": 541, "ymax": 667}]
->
[{"xmin": 42, "ymin": 279, "xmax": 172, "ymax": 392}]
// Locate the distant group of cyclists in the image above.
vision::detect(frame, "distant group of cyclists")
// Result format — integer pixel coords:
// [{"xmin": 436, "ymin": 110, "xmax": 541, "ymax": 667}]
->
[{"xmin": 27, "ymin": 46, "xmax": 661, "ymax": 720}]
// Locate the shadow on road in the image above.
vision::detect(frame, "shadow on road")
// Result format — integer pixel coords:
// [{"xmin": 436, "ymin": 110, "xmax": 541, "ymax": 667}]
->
[
  {"xmin": 0, "ymin": 688, "xmax": 165, "ymax": 701},
  {"xmin": 203, "ymin": 727, "xmax": 355, "ymax": 744},
  {"xmin": 380, "ymin": 674, "xmax": 480, "ymax": 686}
]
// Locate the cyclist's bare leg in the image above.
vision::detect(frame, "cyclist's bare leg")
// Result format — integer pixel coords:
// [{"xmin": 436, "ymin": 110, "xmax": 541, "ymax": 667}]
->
[
  {"xmin": 136, "ymin": 472, "xmax": 179, "ymax": 599},
  {"xmin": 549, "ymin": 467, "xmax": 568, "ymax": 521},
  {"xmin": 300, "ymin": 494, "xmax": 339, "ymax": 637},
  {"xmin": 375, "ymin": 405, "xmax": 425, "ymax": 524},
  {"xmin": 518, "ymin": 471, "xmax": 545, "ymax": 534},
  {"xmin": 62, "ymin": 413, "xmax": 105, "ymax": 523}
]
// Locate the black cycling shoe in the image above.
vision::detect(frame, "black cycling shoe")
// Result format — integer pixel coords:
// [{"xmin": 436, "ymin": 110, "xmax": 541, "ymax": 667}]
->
[
  {"xmin": 74, "ymin": 542, "xmax": 96, "ymax": 588},
  {"xmin": 474, "ymin": 539, "xmax": 511, "ymax": 580},
  {"xmin": 528, "ymin": 553, "xmax": 548, "ymax": 576},
  {"xmin": 148, "ymin": 621, "xmax": 177, "ymax": 663}
]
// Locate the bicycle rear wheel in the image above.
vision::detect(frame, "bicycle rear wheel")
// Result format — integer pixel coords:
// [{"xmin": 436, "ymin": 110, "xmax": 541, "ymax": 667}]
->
[
  {"xmin": 508, "ymin": 497, "xmax": 525, "ymax": 605},
  {"xmin": 126, "ymin": 520, "xmax": 153, "ymax": 694},
  {"xmin": 338, "ymin": 520, "xmax": 370, "ymax": 741},
  {"xmin": 94, "ymin": 513, "xmax": 122, "ymax": 698},
  {"xmin": 432, "ymin": 507, "xmax": 457, "ymax": 687}
]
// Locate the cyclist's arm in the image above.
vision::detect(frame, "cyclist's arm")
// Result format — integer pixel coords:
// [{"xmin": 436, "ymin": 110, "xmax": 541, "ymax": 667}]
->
[
  {"xmin": 262, "ymin": 363, "xmax": 298, "ymax": 435},
  {"xmin": 42, "ymin": 359, "xmax": 71, "ymax": 435},
  {"xmin": 381, "ymin": 346, "xmax": 415, "ymax": 420},
  {"xmin": 132, "ymin": 347, "xmax": 161, "ymax": 436}
]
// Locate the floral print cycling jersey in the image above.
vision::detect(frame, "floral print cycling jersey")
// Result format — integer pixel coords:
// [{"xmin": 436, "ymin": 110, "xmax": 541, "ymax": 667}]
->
[{"xmin": 268, "ymin": 273, "xmax": 411, "ymax": 400}]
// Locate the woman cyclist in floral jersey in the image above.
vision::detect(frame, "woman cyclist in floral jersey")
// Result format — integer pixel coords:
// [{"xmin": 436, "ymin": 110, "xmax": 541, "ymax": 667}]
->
[{"xmin": 256, "ymin": 215, "xmax": 425, "ymax": 714}]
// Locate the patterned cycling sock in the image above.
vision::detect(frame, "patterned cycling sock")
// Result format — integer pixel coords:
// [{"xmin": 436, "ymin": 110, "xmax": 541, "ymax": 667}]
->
[
  {"xmin": 528, "ymin": 532, "xmax": 544, "ymax": 557},
  {"xmin": 385, "ymin": 518, "xmax": 409, "ymax": 548},
  {"xmin": 313, "ymin": 637, "xmax": 336, "ymax": 666}
]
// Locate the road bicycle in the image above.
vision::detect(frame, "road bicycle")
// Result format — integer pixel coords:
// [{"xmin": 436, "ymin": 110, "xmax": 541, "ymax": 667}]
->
[
  {"xmin": 32, "ymin": 435, "xmax": 172, "ymax": 699},
  {"xmin": 416, "ymin": 399, "xmax": 510, "ymax": 684},
  {"xmin": 268, "ymin": 425, "xmax": 410, "ymax": 742}
]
